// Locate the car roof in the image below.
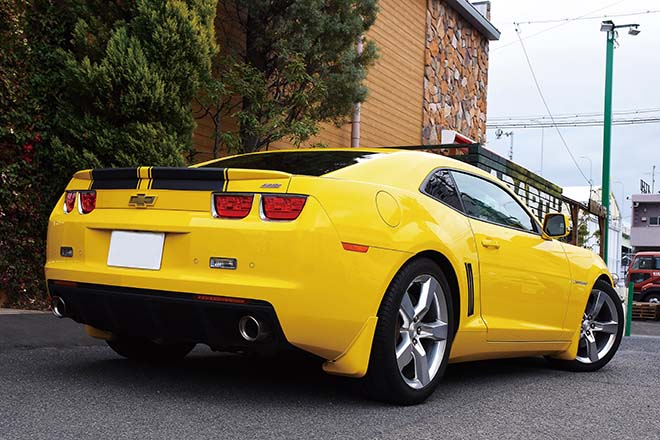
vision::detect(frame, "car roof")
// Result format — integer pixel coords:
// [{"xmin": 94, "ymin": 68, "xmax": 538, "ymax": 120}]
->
[
  {"xmin": 322, "ymin": 148, "xmax": 494, "ymax": 191},
  {"xmin": 634, "ymin": 252, "xmax": 660, "ymax": 257}
]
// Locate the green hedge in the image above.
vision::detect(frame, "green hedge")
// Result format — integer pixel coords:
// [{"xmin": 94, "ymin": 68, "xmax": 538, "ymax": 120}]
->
[{"xmin": 0, "ymin": 0, "xmax": 217, "ymax": 308}]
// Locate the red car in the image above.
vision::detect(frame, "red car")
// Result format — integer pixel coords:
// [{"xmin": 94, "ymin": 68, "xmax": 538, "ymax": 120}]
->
[{"xmin": 628, "ymin": 252, "xmax": 660, "ymax": 303}]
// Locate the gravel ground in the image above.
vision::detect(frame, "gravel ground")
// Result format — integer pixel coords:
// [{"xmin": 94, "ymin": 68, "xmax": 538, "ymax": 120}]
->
[{"xmin": 1, "ymin": 315, "xmax": 659, "ymax": 440}]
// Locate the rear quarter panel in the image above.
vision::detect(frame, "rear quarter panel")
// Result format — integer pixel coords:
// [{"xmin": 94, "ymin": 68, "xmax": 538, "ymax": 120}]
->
[{"xmin": 289, "ymin": 176, "xmax": 483, "ymax": 347}]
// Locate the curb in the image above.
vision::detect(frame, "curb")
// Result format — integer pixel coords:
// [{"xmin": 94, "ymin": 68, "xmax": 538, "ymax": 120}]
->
[{"xmin": 0, "ymin": 308, "xmax": 49, "ymax": 315}]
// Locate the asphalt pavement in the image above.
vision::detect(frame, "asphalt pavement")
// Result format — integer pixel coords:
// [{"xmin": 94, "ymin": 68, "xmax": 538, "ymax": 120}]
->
[{"xmin": 1, "ymin": 313, "xmax": 660, "ymax": 440}]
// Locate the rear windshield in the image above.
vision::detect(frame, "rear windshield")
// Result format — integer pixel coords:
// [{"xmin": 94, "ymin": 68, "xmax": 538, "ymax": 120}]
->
[{"xmin": 199, "ymin": 151, "xmax": 383, "ymax": 177}]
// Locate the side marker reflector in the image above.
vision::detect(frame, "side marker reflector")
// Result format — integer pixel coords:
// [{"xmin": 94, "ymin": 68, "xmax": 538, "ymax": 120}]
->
[
  {"xmin": 342, "ymin": 242, "xmax": 369, "ymax": 253},
  {"xmin": 52, "ymin": 280, "xmax": 78, "ymax": 288}
]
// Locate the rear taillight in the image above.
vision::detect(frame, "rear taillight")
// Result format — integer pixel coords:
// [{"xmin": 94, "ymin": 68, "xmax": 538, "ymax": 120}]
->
[
  {"xmin": 214, "ymin": 194, "xmax": 254, "ymax": 219},
  {"xmin": 262, "ymin": 195, "xmax": 307, "ymax": 220},
  {"xmin": 64, "ymin": 191, "xmax": 76, "ymax": 213},
  {"xmin": 79, "ymin": 190, "xmax": 96, "ymax": 214}
]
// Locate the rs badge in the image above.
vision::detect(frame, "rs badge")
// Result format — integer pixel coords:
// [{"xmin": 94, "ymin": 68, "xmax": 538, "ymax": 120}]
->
[{"xmin": 129, "ymin": 194, "xmax": 157, "ymax": 208}]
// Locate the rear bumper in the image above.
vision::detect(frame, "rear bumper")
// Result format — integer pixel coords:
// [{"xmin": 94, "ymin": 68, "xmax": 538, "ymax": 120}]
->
[{"xmin": 48, "ymin": 281, "xmax": 289, "ymax": 352}]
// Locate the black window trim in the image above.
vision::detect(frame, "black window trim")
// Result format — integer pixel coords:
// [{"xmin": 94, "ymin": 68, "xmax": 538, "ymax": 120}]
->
[
  {"xmin": 420, "ymin": 167, "xmax": 543, "ymax": 237},
  {"xmin": 419, "ymin": 168, "xmax": 466, "ymax": 214}
]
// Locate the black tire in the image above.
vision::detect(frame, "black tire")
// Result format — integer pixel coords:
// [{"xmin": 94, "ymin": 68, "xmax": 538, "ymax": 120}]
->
[
  {"xmin": 547, "ymin": 280, "xmax": 623, "ymax": 372},
  {"xmin": 365, "ymin": 258, "xmax": 454, "ymax": 405},
  {"xmin": 107, "ymin": 336, "xmax": 195, "ymax": 362},
  {"xmin": 643, "ymin": 292, "xmax": 660, "ymax": 304}
]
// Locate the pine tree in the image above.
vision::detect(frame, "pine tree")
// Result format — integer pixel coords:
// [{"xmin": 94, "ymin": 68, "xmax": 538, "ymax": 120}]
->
[{"xmin": 48, "ymin": 0, "xmax": 218, "ymax": 173}]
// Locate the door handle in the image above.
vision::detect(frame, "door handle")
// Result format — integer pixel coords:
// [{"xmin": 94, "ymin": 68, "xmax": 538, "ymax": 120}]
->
[{"xmin": 481, "ymin": 239, "xmax": 501, "ymax": 249}]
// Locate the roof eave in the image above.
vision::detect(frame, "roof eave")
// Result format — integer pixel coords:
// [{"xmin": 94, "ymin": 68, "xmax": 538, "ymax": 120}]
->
[{"xmin": 445, "ymin": 0, "xmax": 501, "ymax": 41}]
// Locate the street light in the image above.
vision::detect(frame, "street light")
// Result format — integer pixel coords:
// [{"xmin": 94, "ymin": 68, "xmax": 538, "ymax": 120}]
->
[{"xmin": 599, "ymin": 20, "xmax": 640, "ymax": 264}]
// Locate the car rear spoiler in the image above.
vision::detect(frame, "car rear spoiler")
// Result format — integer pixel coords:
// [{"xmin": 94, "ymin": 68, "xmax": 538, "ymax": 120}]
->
[{"xmin": 70, "ymin": 167, "xmax": 292, "ymax": 191}]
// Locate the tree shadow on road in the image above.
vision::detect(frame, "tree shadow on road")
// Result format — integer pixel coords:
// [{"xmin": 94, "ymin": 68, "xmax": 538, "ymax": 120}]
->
[{"xmin": 59, "ymin": 346, "xmax": 557, "ymax": 406}]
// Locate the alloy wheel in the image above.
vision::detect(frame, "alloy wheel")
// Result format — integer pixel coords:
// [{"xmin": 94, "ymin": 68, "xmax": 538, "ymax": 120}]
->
[
  {"xmin": 576, "ymin": 289, "xmax": 620, "ymax": 364},
  {"xmin": 395, "ymin": 274, "xmax": 449, "ymax": 389}
]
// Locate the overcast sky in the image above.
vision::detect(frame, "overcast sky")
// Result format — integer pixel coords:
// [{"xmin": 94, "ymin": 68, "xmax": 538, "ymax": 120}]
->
[{"xmin": 486, "ymin": 0, "xmax": 660, "ymax": 223}]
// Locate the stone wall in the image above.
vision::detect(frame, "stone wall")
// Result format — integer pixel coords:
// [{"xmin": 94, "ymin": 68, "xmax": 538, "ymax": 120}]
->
[{"xmin": 422, "ymin": 0, "xmax": 489, "ymax": 145}]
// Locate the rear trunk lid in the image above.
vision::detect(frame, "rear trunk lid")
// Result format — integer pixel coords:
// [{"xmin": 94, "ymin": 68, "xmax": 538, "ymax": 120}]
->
[{"xmin": 66, "ymin": 167, "xmax": 292, "ymax": 211}]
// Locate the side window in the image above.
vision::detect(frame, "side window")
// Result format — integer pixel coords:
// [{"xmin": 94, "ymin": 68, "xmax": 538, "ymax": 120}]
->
[
  {"xmin": 450, "ymin": 171, "xmax": 537, "ymax": 233},
  {"xmin": 423, "ymin": 169, "xmax": 463, "ymax": 211}
]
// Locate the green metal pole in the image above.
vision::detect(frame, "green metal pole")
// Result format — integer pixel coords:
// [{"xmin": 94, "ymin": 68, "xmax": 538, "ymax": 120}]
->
[
  {"xmin": 625, "ymin": 282, "xmax": 634, "ymax": 337},
  {"xmin": 601, "ymin": 31, "xmax": 615, "ymax": 265}
]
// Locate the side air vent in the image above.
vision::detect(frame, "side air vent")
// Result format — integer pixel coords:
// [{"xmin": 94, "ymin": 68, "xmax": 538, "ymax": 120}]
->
[{"xmin": 465, "ymin": 263, "xmax": 475, "ymax": 317}]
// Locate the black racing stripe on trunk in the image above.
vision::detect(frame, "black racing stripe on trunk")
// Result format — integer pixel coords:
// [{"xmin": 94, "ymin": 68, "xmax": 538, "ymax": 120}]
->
[
  {"xmin": 91, "ymin": 168, "xmax": 140, "ymax": 180},
  {"xmin": 91, "ymin": 179, "xmax": 140, "ymax": 189},
  {"xmin": 89, "ymin": 167, "xmax": 226, "ymax": 191},
  {"xmin": 90, "ymin": 168, "xmax": 140, "ymax": 190},
  {"xmin": 149, "ymin": 167, "xmax": 225, "ymax": 191},
  {"xmin": 150, "ymin": 167, "xmax": 225, "ymax": 180}
]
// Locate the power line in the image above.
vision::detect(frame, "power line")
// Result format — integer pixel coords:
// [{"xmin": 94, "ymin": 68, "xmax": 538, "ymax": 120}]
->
[
  {"xmin": 492, "ymin": 0, "xmax": 626, "ymax": 52},
  {"xmin": 488, "ymin": 117, "xmax": 660, "ymax": 129},
  {"xmin": 516, "ymin": 8, "xmax": 660, "ymax": 26},
  {"xmin": 488, "ymin": 108, "xmax": 660, "ymax": 122},
  {"xmin": 513, "ymin": 25, "xmax": 591, "ymax": 184}
]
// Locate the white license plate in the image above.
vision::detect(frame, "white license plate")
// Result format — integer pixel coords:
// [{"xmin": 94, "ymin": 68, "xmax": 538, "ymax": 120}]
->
[{"xmin": 107, "ymin": 231, "xmax": 165, "ymax": 270}]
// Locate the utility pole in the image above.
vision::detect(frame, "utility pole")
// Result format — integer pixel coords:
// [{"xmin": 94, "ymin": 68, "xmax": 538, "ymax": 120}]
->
[
  {"xmin": 495, "ymin": 129, "xmax": 514, "ymax": 161},
  {"xmin": 580, "ymin": 155, "xmax": 593, "ymax": 197},
  {"xmin": 599, "ymin": 20, "xmax": 640, "ymax": 264},
  {"xmin": 539, "ymin": 127, "xmax": 544, "ymax": 175}
]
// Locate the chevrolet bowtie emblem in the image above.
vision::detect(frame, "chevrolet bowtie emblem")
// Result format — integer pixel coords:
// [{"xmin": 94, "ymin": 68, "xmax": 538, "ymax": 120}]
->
[{"xmin": 129, "ymin": 194, "xmax": 157, "ymax": 208}]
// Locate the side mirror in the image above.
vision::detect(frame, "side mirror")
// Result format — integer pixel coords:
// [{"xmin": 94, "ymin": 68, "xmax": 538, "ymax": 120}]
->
[{"xmin": 543, "ymin": 213, "xmax": 571, "ymax": 239}]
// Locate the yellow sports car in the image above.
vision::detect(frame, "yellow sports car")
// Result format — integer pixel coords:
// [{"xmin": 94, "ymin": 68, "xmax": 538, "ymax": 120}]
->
[{"xmin": 45, "ymin": 149, "xmax": 623, "ymax": 404}]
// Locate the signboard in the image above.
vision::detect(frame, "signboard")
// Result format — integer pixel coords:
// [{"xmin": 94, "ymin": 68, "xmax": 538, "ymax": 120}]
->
[{"xmin": 641, "ymin": 179, "xmax": 651, "ymax": 194}]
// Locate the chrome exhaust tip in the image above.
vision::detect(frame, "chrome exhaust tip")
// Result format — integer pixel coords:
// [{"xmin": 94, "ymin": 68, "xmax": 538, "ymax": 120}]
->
[
  {"xmin": 51, "ymin": 296, "xmax": 67, "ymax": 319},
  {"xmin": 238, "ymin": 315, "xmax": 269, "ymax": 342}
]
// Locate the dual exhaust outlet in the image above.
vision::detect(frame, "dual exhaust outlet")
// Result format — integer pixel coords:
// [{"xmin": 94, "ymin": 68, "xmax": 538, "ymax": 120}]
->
[
  {"xmin": 51, "ymin": 296, "xmax": 67, "ymax": 319},
  {"xmin": 52, "ymin": 297, "xmax": 268, "ymax": 343},
  {"xmin": 238, "ymin": 315, "xmax": 269, "ymax": 342}
]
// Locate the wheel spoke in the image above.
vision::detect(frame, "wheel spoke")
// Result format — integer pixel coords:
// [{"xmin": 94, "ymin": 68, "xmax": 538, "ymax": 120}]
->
[
  {"xmin": 396, "ymin": 338, "xmax": 413, "ymax": 370},
  {"xmin": 588, "ymin": 291, "xmax": 606, "ymax": 318},
  {"xmin": 418, "ymin": 321, "xmax": 448, "ymax": 341},
  {"xmin": 415, "ymin": 277, "xmax": 439, "ymax": 320},
  {"xmin": 593, "ymin": 320, "xmax": 618, "ymax": 335},
  {"xmin": 413, "ymin": 343, "xmax": 431, "ymax": 386},
  {"xmin": 400, "ymin": 292, "xmax": 415, "ymax": 323},
  {"xmin": 585, "ymin": 334, "xmax": 599, "ymax": 362}
]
